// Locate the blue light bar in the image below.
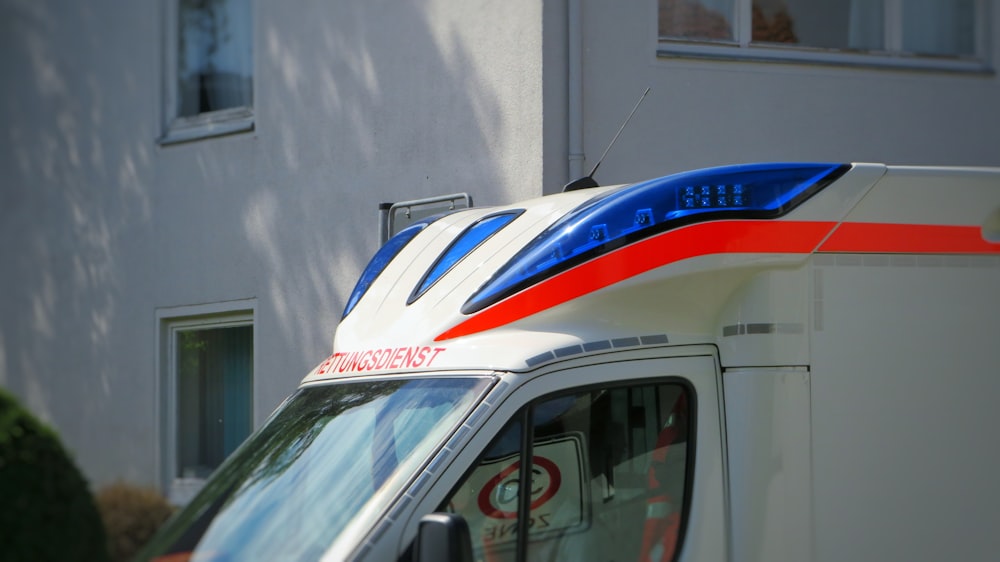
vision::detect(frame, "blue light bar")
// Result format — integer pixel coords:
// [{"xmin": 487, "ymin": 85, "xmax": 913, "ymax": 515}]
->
[
  {"xmin": 409, "ymin": 211, "xmax": 522, "ymax": 304},
  {"xmin": 463, "ymin": 162, "xmax": 848, "ymax": 314},
  {"xmin": 342, "ymin": 215, "xmax": 443, "ymax": 319}
]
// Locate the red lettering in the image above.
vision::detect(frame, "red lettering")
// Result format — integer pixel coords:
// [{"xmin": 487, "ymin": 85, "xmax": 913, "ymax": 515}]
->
[
  {"xmin": 349, "ymin": 351, "xmax": 364, "ymax": 371},
  {"xmin": 328, "ymin": 352, "xmax": 345, "ymax": 373},
  {"xmin": 404, "ymin": 347, "xmax": 419, "ymax": 367},
  {"xmin": 412, "ymin": 347, "xmax": 429, "ymax": 367},
  {"xmin": 428, "ymin": 347, "xmax": 446, "ymax": 364},
  {"xmin": 360, "ymin": 350, "xmax": 374, "ymax": 371},
  {"xmin": 376, "ymin": 349, "xmax": 392, "ymax": 369},
  {"xmin": 389, "ymin": 348, "xmax": 406, "ymax": 369},
  {"xmin": 325, "ymin": 346, "xmax": 448, "ymax": 372},
  {"xmin": 337, "ymin": 352, "xmax": 353, "ymax": 372},
  {"xmin": 316, "ymin": 354, "xmax": 335, "ymax": 374}
]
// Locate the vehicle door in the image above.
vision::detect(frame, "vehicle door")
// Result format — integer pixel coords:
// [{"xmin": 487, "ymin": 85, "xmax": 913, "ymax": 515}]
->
[{"xmin": 400, "ymin": 348, "xmax": 727, "ymax": 562}]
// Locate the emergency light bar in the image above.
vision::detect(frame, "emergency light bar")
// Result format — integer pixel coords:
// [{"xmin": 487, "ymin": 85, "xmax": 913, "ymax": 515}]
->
[
  {"xmin": 408, "ymin": 211, "xmax": 523, "ymax": 304},
  {"xmin": 463, "ymin": 162, "xmax": 849, "ymax": 314},
  {"xmin": 343, "ymin": 215, "xmax": 444, "ymax": 319}
]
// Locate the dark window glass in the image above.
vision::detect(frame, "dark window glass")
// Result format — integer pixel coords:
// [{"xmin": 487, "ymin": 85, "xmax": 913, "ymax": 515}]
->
[
  {"xmin": 178, "ymin": 0, "xmax": 252, "ymax": 117},
  {"xmin": 444, "ymin": 382, "xmax": 692, "ymax": 561}
]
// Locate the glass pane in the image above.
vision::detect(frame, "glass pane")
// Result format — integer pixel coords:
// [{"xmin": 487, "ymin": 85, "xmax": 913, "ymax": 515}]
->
[
  {"xmin": 444, "ymin": 382, "xmax": 691, "ymax": 562},
  {"xmin": 176, "ymin": 324, "xmax": 253, "ymax": 479},
  {"xmin": 902, "ymin": 0, "xmax": 975, "ymax": 57},
  {"xmin": 752, "ymin": 0, "xmax": 885, "ymax": 50},
  {"xmin": 526, "ymin": 386, "xmax": 690, "ymax": 561},
  {"xmin": 144, "ymin": 377, "xmax": 492, "ymax": 562},
  {"xmin": 658, "ymin": 0, "xmax": 735, "ymax": 42},
  {"xmin": 178, "ymin": 0, "xmax": 253, "ymax": 117},
  {"xmin": 411, "ymin": 212, "xmax": 521, "ymax": 303},
  {"xmin": 445, "ymin": 416, "xmax": 522, "ymax": 562}
]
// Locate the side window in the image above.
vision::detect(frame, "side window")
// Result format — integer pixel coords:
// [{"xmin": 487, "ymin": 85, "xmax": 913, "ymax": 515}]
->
[{"xmin": 443, "ymin": 382, "xmax": 691, "ymax": 562}]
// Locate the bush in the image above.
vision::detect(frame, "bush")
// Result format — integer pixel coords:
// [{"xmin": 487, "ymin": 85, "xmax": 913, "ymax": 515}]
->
[
  {"xmin": 0, "ymin": 387, "xmax": 109, "ymax": 562},
  {"xmin": 96, "ymin": 481, "xmax": 176, "ymax": 562}
]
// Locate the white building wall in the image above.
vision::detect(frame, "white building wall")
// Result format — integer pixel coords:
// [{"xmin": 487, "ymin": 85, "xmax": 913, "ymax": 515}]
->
[
  {"xmin": 0, "ymin": 0, "xmax": 544, "ymax": 490},
  {"xmin": 558, "ymin": 1, "xmax": 1000, "ymax": 188}
]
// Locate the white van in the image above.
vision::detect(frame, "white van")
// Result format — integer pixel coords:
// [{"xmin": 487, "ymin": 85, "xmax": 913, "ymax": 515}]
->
[{"xmin": 140, "ymin": 162, "xmax": 1000, "ymax": 562}]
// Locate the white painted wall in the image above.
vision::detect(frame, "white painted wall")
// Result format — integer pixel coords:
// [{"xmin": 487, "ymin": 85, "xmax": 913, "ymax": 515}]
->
[
  {"xmin": 567, "ymin": 1, "xmax": 1000, "ymax": 188},
  {"xmin": 0, "ymin": 0, "xmax": 543, "ymax": 490}
]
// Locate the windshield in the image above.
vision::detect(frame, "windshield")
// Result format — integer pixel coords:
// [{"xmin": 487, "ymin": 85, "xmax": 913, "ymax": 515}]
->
[{"xmin": 139, "ymin": 376, "xmax": 493, "ymax": 562}]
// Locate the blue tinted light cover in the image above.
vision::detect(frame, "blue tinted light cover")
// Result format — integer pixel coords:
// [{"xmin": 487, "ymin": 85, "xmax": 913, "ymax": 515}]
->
[
  {"xmin": 342, "ymin": 216, "xmax": 442, "ymax": 319},
  {"xmin": 409, "ymin": 211, "xmax": 522, "ymax": 304},
  {"xmin": 463, "ymin": 162, "xmax": 848, "ymax": 314}
]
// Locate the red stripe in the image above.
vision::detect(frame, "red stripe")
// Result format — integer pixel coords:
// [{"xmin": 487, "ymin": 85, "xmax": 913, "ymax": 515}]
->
[
  {"xmin": 435, "ymin": 220, "xmax": 1000, "ymax": 342},
  {"xmin": 819, "ymin": 223, "xmax": 1000, "ymax": 254},
  {"xmin": 435, "ymin": 220, "xmax": 835, "ymax": 341}
]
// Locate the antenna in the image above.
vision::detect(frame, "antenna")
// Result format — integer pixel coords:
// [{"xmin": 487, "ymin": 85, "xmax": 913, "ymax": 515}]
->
[{"xmin": 563, "ymin": 87, "xmax": 651, "ymax": 192}]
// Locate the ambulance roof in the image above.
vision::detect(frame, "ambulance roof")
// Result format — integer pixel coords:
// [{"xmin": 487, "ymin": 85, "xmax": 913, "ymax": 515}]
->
[{"xmin": 303, "ymin": 162, "xmax": 1000, "ymax": 383}]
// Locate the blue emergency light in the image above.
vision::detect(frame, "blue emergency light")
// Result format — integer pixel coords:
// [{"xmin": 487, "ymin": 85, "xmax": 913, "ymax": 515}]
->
[
  {"xmin": 342, "ymin": 216, "xmax": 442, "ymax": 319},
  {"xmin": 462, "ymin": 162, "xmax": 849, "ymax": 314},
  {"xmin": 408, "ymin": 211, "xmax": 523, "ymax": 304}
]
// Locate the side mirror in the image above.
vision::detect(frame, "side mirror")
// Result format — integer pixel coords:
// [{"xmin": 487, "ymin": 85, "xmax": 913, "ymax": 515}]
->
[{"xmin": 413, "ymin": 513, "xmax": 474, "ymax": 562}]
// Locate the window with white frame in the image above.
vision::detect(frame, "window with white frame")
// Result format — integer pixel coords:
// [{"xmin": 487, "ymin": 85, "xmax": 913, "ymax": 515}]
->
[
  {"xmin": 657, "ymin": 0, "xmax": 987, "ymax": 70},
  {"xmin": 162, "ymin": 0, "xmax": 253, "ymax": 143},
  {"xmin": 160, "ymin": 306, "xmax": 254, "ymax": 503}
]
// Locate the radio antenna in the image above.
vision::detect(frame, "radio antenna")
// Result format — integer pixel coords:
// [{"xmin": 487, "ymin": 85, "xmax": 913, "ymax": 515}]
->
[{"xmin": 564, "ymin": 87, "xmax": 651, "ymax": 192}]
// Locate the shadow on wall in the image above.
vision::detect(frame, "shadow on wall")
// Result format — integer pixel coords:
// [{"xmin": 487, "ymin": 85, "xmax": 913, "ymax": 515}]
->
[
  {"xmin": 0, "ymin": 0, "xmax": 156, "ymax": 479},
  {"xmin": 0, "ymin": 0, "xmax": 508, "ymax": 487},
  {"xmin": 160, "ymin": 1, "xmax": 512, "ymax": 383}
]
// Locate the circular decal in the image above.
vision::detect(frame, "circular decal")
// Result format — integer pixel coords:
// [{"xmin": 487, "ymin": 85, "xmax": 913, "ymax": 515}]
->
[{"xmin": 477, "ymin": 456, "xmax": 562, "ymax": 519}]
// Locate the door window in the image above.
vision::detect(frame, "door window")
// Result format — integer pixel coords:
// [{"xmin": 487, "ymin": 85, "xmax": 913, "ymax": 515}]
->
[{"xmin": 443, "ymin": 382, "xmax": 691, "ymax": 562}]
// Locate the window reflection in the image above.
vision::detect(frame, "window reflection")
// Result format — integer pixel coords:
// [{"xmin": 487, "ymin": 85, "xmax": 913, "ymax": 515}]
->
[
  {"xmin": 178, "ymin": 0, "xmax": 252, "ymax": 117},
  {"xmin": 141, "ymin": 377, "xmax": 491, "ymax": 562},
  {"xmin": 444, "ymin": 382, "xmax": 691, "ymax": 562},
  {"xmin": 658, "ymin": 0, "xmax": 980, "ymax": 60},
  {"xmin": 658, "ymin": 0, "xmax": 735, "ymax": 42}
]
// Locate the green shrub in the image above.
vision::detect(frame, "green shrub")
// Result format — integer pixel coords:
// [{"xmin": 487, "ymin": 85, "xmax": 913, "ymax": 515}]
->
[
  {"xmin": 96, "ymin": 481, "xmax": 176, "ymax": 562},
  {"xmin": 0, "ymin": 387, "xmax": 109, "ymax": 562}
]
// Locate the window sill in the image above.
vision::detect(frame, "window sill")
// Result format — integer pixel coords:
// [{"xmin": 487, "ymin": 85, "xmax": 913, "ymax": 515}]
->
[
  {"xmin": 159, "ymin": 106, "xmax": 254, "ymax": 145},
  {"xmin": 656, "ymin": 42, "xmax": 993, "ymax": 75}
]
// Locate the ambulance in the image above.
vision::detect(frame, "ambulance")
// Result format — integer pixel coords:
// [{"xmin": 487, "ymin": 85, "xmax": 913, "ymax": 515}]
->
[{"xmin": 141, "ymin": 162, "xmax": 1000, "ymax": 562}]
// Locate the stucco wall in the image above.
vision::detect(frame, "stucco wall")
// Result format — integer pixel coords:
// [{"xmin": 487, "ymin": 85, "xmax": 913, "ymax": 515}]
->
[
  {"xmin": 571, "ymin": 1, "xmax": 1000, "ymax": 186},
  {"xmin": 0, "ymin": 0, "xmax": 543, "ymax": 489}
]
